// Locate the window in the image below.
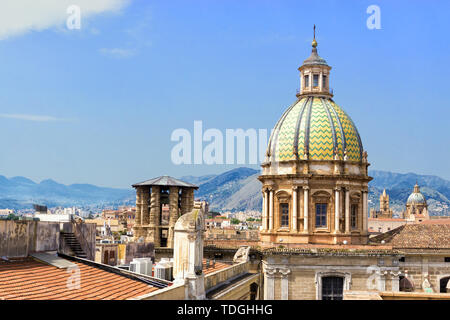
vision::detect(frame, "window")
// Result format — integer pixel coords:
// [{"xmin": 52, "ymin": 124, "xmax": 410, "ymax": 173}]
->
[
  {"xmin": 351, "ymin": 204, "xmax": 358, "ymax": 229},
  {"xmin": 322, "ymin": 75, "xmax": 327, "ymax": 88},
  {"xmin": 304, "ymin": 75, "xmax": 309, "ymax": 88},
  {"xmin": 280, "ymin": 203, "xmax": 289, "ymax": 227},
  {"xmin": 445, "ymin": 257, "xmax": 450, "ymax": 262},
  {"xmin": 313, "ymin": 74, "xmax": 319, "ymax": 87},
  {"xmin": 322, "ymin": 276, "xmax": 344, "ymax": 300},
  {"xmin": 315, "ymin": 203, "xmax": 327, "ymax": 227},
  {"xmin": 250, "ymin": 283, "xmax": 259, "ymax": 300}
]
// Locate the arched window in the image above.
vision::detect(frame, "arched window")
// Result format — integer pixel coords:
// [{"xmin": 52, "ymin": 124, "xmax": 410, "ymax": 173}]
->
[
  {"xmin": 322, "ymin": 276, "xmax": 344, "ymax": 300},
  {"xmin": 250, "ymin": 283, "xmax": 259, "ymax": 300}
]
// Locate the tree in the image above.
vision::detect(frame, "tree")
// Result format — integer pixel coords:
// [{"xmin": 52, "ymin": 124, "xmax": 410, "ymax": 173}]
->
[
  {"xmin": 230, "ymin": 218, "xmax": 240, "ymax": 225},
  {"xmin": 7, "ymin": 214, "xmax": 19, "ymax": 221}
]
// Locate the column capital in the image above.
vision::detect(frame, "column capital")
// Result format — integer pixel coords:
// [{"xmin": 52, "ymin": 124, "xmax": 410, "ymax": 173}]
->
[
  {"xmin": 264, "ymin": 266, "xmax": 277, "ymax": 276},
  {"xmin": 279, "ymin": 268, "xmax": 291, "ymax": 277},
  {"xmin": 303, "ymin": 186, "xmax": 310, "ymax": 191},
  {"xmin": 334, "ymin": 186, "xmax": 341, "ymax": 192},
  {"xmin": 292, "ymin": 185, "xmax": 299, "ymax": 191}
]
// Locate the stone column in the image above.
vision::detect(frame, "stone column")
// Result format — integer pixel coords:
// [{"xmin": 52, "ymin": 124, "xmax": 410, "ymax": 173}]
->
[
  {"xmin": 319, "ymin": 72, "xmax": 323, "ymax": 91},
  {"xmin": 167, "ymin": 187, "xmax": 180, "ymax": 248},
  {"xmin": 150, "ymin": 186, "xmax": 161, "ymax": 245},
  {"xmin": 377, "ymin": 271, "xmax": 387, "ymax": 291},
  {"xmin": 264, "ymin": 267, "xmax": 276, "ymax": 300},
  {"xmin": 362, "ymin": 191, "xmax": 368, "ymax": 235},
  {"xmin": 135, "ymin": 187, "xmax": 142, "ymax": 226},
  {"xmin": 186, "ymin": 189, "xmax": 194, "ymax": 213},
  {"xmin": 141, "ymin": 186, "xmax": 150, "ymax": 225},
  {"xmin": 308, "ymin": 72, "xmax": 312, "ymax": 91},
  {"xmin": 303, "ymin": 186, "xmax": 309, "ymax": 233},
  {"xmin": 280, "ymin": 268, "xmax": 291, "ymax": 300},
  {"xmin": 180, "ymin": 188, "xmax": 190, "ymax": 215},
  {"xmin": 391, "ymin": 272, "xmax": 400, "ymax": 292},
  {"xmin": 345, "ymin": 188, "xmax": 350, "ymax": 234},
  {"xmin": 292, "ymin": 186, "xmax": 298, "ymax": 232},
  {"xmin": 269, "ymin": 189, "xmax": 274, "ymax": 231},
  {"xmin": 334, "ymin": 187, "xmax": 340, "ymax": 233},
  {"xmin": 262, "ymin": 189, "xmax": 268, "ymax": 231}
]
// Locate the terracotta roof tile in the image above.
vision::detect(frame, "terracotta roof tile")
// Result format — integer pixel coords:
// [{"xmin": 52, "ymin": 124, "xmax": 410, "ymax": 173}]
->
[
  {"xmin": 202, "ymin": 260, "xmax": 230, "ymax": 275},
  {"xmin": 371, "ymin": 224, "xmax": 450, "ymax": 249},
  {"xmin": 0, "ymin": 258, "xmax": 160, "ymax": 300}
]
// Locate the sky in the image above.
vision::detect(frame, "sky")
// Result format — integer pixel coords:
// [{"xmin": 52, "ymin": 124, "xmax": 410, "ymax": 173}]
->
[{"xmin": 0, "ymin": 0, "xmax": 449, "ymax": 188}]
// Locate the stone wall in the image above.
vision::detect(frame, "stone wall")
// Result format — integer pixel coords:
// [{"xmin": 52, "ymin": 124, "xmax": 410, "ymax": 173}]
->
[
  {"xmin": 205, "ymin": 261, "xmax": 249, "ymax": 291},
  {"xmin": 263, "ymin": 253, "xmax": 400, "ymax": 300},
  {"xmin": 124, "ymin": 242, "xmax": 155, "ymax": 264},
  {"xmin": 0, "ymin": 220, "xmax": 59, "ymax": 257}
]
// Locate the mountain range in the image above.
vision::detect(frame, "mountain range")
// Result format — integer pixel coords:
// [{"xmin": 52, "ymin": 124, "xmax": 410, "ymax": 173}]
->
[
  {"xmin": 181, "ymin": 168, "xmax": 450, "ymax": 216},
  {"xmin": 1, "ymin": 168, "xmax": 449, "ymax": 216},
  {"xmin": 0, "ymin": 175, "xmax": 134, "ymax": 210}
]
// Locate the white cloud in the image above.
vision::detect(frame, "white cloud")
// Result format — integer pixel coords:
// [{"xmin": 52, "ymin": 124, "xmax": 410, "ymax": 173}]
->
[
  {"xmin": 99, "ymin": 47, "xmax": 136, "ymax": 58},
  {"xmin": 0, "ymin": 0, "xmax": 130, "ymax": 40},
  {"xmin": 0, "ymin": 114, "xmax": 71, "ymax": 122}
]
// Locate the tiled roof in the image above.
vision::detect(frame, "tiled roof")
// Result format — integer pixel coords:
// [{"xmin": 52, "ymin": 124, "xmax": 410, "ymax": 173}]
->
[
  {"xmin": 132, "ymin": 176, "xmax": 198, "ymax": 189},
  {"xmin": 371, "ymin": 224, "xmax": 450, "ymax": 249},
  {"xmin": 202, "ymin": 260, "xmax": 230, "ymax": 275},
  {"xmin": 0, "ymin": 257, "xmax": 161, "ymax": 300},
  {"xmin": 391, "ymin": 224, "xmax": 450, "ymax": 249},
  {"xmin": 421, "ymin": 218, "xmax": 450, "ymax": 225}
]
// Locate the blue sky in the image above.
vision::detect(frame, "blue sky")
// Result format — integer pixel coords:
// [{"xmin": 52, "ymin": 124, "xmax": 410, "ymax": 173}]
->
[{"xmin": 0, "ymin": 0, "xmax": 449, "ymax": 188}]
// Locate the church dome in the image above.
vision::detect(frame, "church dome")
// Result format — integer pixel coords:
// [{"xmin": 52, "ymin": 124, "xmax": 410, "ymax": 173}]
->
[
  {"xmin": 407, "ymin": 183, "xmax": 426, "ymax": 205},
  {"xmin": 266, "ymin": 96, "xmax": 363, "ymax": 162}
]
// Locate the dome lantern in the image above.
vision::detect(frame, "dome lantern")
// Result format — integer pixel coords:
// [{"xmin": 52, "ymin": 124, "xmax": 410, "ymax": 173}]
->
[{"xmin": 297, "ymin": 25, "xmax": 333, "ymax": 99}]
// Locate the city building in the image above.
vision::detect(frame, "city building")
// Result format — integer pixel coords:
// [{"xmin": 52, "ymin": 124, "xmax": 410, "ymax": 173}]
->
[
  {"xmin": 404, "ymin": 183, "xmax": 429, "ymax": 222},
  {"xmin": 259, "ymin": 30, "xmax": 370, "ymax": 246},
  {"xmin": 370, "ymin": 189, "xmax": 394, "ymax": 218},
  {"xmin": 132, "ymin": 176, "xmax": 198, "ymax": 248},
  {"xmin": 252, "ymin": 30, "xmax": 450, "ymax": 300}
]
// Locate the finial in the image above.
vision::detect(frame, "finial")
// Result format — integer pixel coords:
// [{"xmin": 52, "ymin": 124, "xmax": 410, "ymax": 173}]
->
[{"xmin": 312, "ymin": 24, "xmax": 317, "ymax": 48}]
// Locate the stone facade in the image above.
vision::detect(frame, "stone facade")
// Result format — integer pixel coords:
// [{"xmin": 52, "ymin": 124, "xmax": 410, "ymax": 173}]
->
[
  {"xmin": 132, "ymin": 176, "xmax": 197, "ymax": 248},
  {"xmin": 370, "ymin": 189, "xmax": 394, "ymax": 218}
]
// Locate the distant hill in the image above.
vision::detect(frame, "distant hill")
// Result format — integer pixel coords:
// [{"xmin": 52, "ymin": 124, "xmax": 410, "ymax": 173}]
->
[
  {"xmin": 2, "ymin": 168, "xmax": 449, "ymax": 216},
  {"xmin": 182, "ymin": 168, "xmax": 450, "ymax": 216},
  {"xmin": 0, "ymin": 175, "xmax": 134, "ymax": 210}
]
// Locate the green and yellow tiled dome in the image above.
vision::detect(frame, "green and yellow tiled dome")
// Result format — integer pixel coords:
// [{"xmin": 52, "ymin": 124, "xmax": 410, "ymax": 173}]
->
[{"xmin": 267, "ymin": 96, "xmax": 363, "ymax": 162}]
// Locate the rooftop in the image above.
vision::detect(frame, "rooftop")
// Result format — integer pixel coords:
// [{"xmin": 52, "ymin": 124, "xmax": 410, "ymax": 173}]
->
[
  {"xmin": 370, "ymin": 224, "xmax": 450, "ymax": 249},
  {"xmin": 0, "ymin": 254, "xmax": 167, "ymax": 300},
  {"xmin": 132, "ymin": 176, "xmax": 198, "ymax": 189}
]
